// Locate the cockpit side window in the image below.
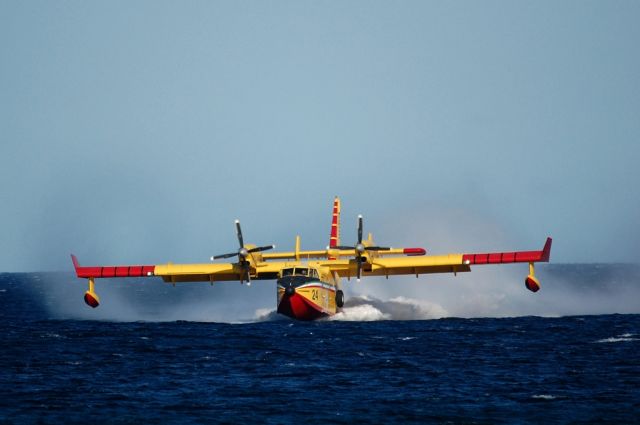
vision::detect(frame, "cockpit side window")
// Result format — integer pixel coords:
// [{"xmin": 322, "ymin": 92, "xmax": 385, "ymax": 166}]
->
[{"xmin": 282, "ymin": 268, "xmax": 294, "ymax": 277}]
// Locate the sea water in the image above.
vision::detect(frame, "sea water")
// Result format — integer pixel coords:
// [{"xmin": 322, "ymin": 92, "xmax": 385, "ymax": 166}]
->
[{"xmin": 1, "ymin": 265, "xmax": 639, "ymax": 424}]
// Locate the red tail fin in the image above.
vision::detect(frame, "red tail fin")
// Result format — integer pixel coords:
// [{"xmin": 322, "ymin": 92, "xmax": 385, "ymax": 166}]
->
[{"xmin": 328, "ymin": 197, "xmax": 341, "ymax": 259}]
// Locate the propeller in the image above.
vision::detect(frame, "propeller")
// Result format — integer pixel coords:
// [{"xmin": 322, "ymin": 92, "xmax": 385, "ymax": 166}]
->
[
  {"xmin": 333, "ymin": 215, "xmax": 390, "ymax": 281},
  {"xmin": 211, "ymin": 220, "xmax": 275, "ymax": 284}
]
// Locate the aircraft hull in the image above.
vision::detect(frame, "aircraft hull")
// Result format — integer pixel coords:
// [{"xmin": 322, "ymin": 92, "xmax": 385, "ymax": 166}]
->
[
  {"xmin": 277, "ymin": 277, "xmax": 337, "ymax": 321},
  {"xmin": 277, "ymin": 291, "xmax": 329, "ymax": 321}
]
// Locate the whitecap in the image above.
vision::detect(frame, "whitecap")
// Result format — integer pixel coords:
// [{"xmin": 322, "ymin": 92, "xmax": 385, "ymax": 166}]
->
[
  {"xmin": 532, "ymin": 394, "xmax": 556, "ymax": 400},
  {"xmin": 595, "ymin": 336, "xmax": 638, "ymax": 343}
]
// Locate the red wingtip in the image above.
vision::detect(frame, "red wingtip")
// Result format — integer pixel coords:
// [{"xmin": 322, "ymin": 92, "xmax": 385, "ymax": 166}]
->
[
  {"xmin": 541, "ymin": 237, "xmax": 552, "ymax": 262},
  {"xmin": 71, "ymin": 254, "xmax": 80, "ymax": 271}
]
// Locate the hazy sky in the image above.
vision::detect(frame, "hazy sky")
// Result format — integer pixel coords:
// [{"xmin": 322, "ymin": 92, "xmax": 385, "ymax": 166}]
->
[{"xmin": 1, "ymin": 1, "xmax": 639, "ymax": 271}]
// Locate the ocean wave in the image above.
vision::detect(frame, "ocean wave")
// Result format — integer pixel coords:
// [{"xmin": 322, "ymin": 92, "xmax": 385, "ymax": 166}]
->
[
  {"xmin": 594, "ymin": 333, "xmax": 638, "ymax": 343},
  {"xmin": 532, "ymin": 394, "xmax": 557, "ymax": 400}
]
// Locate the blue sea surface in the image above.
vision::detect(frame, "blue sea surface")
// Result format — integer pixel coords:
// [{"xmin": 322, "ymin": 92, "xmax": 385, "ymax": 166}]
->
[{"xmin": 1, "ymin": 266, "xmax": 639, "ymax": 424}]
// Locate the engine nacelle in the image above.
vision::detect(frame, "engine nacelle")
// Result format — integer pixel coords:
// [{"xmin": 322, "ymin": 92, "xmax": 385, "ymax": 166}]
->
[{"xmin": 525, "ymin": 275, "xmax": 541, "ymax": 292}]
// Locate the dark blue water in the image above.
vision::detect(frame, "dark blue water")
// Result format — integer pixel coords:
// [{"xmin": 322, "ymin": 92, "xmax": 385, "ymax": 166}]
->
[{"xmin": 1, "ymin": 266, "xmax": 639, "ymax": 424}]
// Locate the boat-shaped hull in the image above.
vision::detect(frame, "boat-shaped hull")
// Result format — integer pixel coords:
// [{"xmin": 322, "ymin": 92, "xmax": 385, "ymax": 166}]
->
[{"xmin": 277, "ymin": 276, "xmax": 337, "ymax": 321}]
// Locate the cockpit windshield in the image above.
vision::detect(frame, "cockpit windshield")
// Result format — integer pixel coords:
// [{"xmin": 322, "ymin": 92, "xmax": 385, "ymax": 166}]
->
[{"xmin": 281, "ymin": 267, "xmax": 319, "ymax": 278}]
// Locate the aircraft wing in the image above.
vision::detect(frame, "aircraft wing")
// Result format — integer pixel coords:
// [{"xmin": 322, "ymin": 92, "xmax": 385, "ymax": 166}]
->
[
  {"xmin": 71, "ymin": 255, "xmax": 286, "ymax": 283},
  {"xmin": 71, "ymin": 237, "xmax": 551, "ymax": 310},
  {"xmin": 72, "ymin": 238, "xmax": 551, "ymax": 282},
  {"xmin": 320, "ymin": 237, "xmax": 552, "ymax": 279}
]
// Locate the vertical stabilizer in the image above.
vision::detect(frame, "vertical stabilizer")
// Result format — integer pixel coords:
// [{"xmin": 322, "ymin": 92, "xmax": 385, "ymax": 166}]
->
[{"xmin": 328, "ymin": 197, "xmax": 341, "ymax": 260}]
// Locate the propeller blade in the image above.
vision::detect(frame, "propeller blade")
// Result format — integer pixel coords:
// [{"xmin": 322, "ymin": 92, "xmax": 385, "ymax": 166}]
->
[
  {"xmin": 333, "ymin": 245, "xmax": 355, "ymax": 250},
  {"xmin": 216, "ymin": 220, "xmax": 273, "ymax": 286},
  {"xmin": 248, "ymin": 245, "xmax": 275, "ymax": 253},
  {"xmin": 235, "ymin": 220, "xmax": 244, "ymax": 248},
  {"xmin": 365, "ymin": 246, "xmax": 391, "ymax": 251},
  {"xmin": 356, "ymin": 255, "xmax": 362, "ymax": 281},
  {"xmin": 357, "ymin": 215, "xmax": 363, "ymax": 244},
  {"xmin": 243, "ymin": 262, "xmax": 251, "ymax": 285},
  {"xmin": 213, "ymin": 252, "xmax": 238, "ymax": 260}
]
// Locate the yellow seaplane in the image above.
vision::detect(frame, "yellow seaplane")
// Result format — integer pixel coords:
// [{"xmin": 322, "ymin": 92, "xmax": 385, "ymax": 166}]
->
[{"xmin": 72, "ymin": 198, "xmax": 552, "ymax": 321}]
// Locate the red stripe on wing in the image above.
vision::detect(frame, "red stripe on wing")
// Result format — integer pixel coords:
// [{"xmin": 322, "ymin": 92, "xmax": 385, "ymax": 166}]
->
[
  {"xmin": 71, "ymin": 255, "xmax": 155, "ymax": 278},
  {"xmin": 462, "ymin": 237, "xmax": 552, "ymax": 265}
]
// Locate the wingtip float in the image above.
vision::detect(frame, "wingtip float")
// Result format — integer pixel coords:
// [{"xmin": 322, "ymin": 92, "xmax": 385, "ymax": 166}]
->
[{"xmin": 71, "ymin": 199, "xmax": 552, "ymax": 320}]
